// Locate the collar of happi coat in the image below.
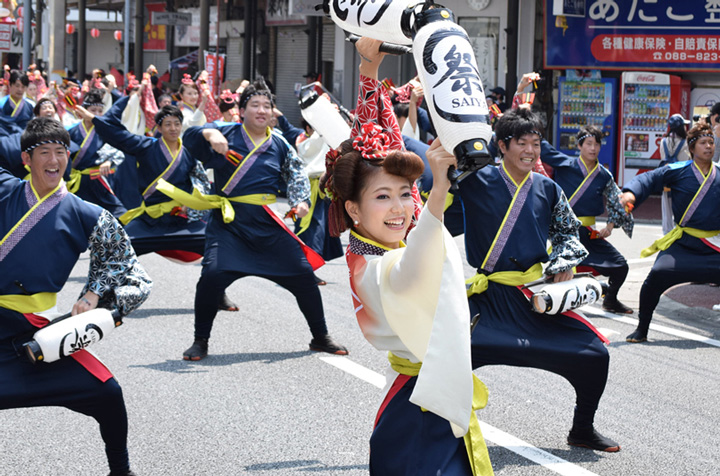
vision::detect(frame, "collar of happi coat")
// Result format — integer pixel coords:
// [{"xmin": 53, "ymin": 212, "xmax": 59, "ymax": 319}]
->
[{"xmin": 349, "ymin": 230, "xmax": 404, "ymax": 257}]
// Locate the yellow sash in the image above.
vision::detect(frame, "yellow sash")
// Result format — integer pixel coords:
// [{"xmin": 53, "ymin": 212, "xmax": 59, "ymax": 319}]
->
[
  {"xmin": 419, "ymin": 191, "xmax": 456, "ymax": 212},
  {"xmin": 469, "ymin": 167, "xmax": 542, "ymax": 297},
  {"xmin": 641, "ymin": 164, "xmax": 718, "ymax": 257},
  {"xmin": 154, "ymin": 178, "xmax": 276, "ymax": 224},
  {"xmin": 0, "ymin": 292, "xmax": 57, "ymax": 313},
  {"xmin": 640, "ymin": 226, "xmax": 720, "ymax": 258},
  {"xmin": 119, "ymin": 198, "xmax": 184, "ymax": 225},
  {"xmin": 577, "ymin": 216, "xmax": 596, "ymax": 227},
  {"xmin": 297, "ymin": 178, "xmax": 326, "ymax": 236},
  {"xmin": 443, "ymin": 192, "xmax": 455, "ymax": 211},
  {"xmin": 0, "ymin": 183, "xmax": 61, "ymax": 313},
  {"xmin": 466, "ymin": 262, "xmax": 544, "ymax": 297},
  {"xmin": 140, "ymin": 137, "xmax": 182, "ymax": 198},
  {"xmin": 387, "ymin": 352, "xmax": 493, "ymax": 476},
  {"xmin": 66, "ymin": 167, "xmax": 104, "ymax": 194}
]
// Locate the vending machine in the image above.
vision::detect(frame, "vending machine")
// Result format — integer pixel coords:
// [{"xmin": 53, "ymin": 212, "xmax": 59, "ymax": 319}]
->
[
  {"xmin": 617, "ymin": 72, "xmax": 691, "ymax": 185},
  {"xmin": 555, "ymin": 77, "xmax": 618, "ymax": 176}
]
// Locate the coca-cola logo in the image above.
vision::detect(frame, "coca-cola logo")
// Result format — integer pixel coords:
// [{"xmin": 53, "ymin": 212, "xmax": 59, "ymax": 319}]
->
[{"xmin": 636, "ymin": 75, "xmax": 656, "ymax": 82}]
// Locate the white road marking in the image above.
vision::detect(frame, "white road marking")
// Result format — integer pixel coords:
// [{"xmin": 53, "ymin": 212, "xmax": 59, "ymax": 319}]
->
[
  {"xmin": 319, "ymin": 356, "xmax": 602, "ymax": 476},
  {"xmin": 480, "ymin": 423, "xmax": 602, "ymax": 476},
  {"xmin": 580, "ymin": 306, "xmax": 720, "ymax": 348},
  {"xmin": 595, "ymin": 327, "xmax": 620, "ymax": 337},
  {"xmin": 626, "ymin": 257, "xmax": 655, "ymax": 265},
  {"xmin": 319, "ymin": 355, "xmax": 386, "ymax": 388}
]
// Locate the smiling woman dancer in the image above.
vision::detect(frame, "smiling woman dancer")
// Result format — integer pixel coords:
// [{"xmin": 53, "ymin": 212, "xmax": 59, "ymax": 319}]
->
[{"xmin": 322, "ymin": 37, "xmax": 493, "ymax": 476}]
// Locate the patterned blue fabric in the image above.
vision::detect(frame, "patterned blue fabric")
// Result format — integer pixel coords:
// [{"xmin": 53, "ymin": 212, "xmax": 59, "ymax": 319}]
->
[
  {"xmin": 277, "ymin": 133, "xmax": 312, "ymax": 207},
  {"xmin": 83, "ymin": 209, "xmax": 152, "ymax": 316},
  {"xmin": 547, "ymin": 191, "xmax": 588, "ymax": 276},
  {"xmin": 603, "ymin": 178, "xmax": 633, "ymax": 237}
]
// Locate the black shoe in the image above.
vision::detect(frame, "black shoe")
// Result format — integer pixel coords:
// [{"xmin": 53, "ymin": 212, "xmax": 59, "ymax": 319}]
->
[
  {"xmin": 218, "ymin": 293, "xmax": 239, "ymax": 312},
  {"xmin": 108, "ymin": 471, "xmax": 137, "ymax": 476},
  {"xmin": 602, "ymin": 298, "xmax": 634, "ymax": 314},
  {"xmin": 568, "ymin": 427, "xmax": 620, "ymax": 452},
  {"xmin": 309, "ymin": 335, "xmax": 348, "ymax": 355},
  {"xmin": 183, "ymin": 338, "xmax": 209, "ymax": 361},
  {"xmin": 313, "ymin": 273, "xmax": 327, "ymax": 286},
  {"xmin": 626, "ymin": 327, "xmax": 648, "ymax": 343}
]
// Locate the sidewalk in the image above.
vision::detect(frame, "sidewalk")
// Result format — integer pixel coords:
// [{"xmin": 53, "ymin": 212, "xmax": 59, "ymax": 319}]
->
[{"xmin": 665, "ymin": 283, "xmax": 720, "ymax": 311}]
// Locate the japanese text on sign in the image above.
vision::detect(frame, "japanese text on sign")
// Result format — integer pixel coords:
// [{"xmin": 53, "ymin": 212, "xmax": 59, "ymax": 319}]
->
[{"xmin": 545, "ymin": 0, "xmax": 720, "ymax": 71}]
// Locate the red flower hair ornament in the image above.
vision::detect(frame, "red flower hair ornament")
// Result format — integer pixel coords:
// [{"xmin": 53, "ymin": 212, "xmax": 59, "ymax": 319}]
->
[
  {"xmin": 219, "ymin": 89, "xmax": 236, "ymax": 104},
  {"xmin": 352, "ymin": 123, "xmax": 389, "ymax": 160},
  {"xmin": 126, "ymin": 74, "xmax": 139, "ymax": 89},
  {"xmin": 322, "ymin": 148, "xmax": 340, "ymax": 201},
  {"xmin": 322, "ymin": 147, "xmax": 348, "ymax": 237}
]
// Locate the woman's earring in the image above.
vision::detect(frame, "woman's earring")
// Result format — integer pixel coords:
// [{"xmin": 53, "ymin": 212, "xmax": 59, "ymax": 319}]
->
[{"xmin": 354, "ymin": 220, "xmax": 359, "ymax": 225}]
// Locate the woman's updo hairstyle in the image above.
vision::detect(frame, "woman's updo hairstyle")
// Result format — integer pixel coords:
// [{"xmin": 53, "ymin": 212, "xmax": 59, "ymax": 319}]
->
[
  {"xmin": 178, "ymin": 74, "xmax": 199, "ymax": 98},
  {"xmin": 321, "ymin": 127, "xmax": 424, "ymax": 237}
]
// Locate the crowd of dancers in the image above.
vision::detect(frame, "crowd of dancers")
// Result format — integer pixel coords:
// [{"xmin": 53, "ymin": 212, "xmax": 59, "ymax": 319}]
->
[{"xmin": 1, "ymin": 35, "xmax": 719, "ymax": 475}]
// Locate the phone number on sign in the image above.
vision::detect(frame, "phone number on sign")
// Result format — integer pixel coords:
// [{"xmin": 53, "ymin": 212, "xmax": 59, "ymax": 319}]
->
[{"xmin": 591, "ymin": 35, "xmax": 720, "ymax": 64}]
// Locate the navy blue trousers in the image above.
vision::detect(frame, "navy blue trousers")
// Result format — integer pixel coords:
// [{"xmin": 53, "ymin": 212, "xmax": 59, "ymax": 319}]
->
[
  {"xmin": 469, "ymin": 284, "xmax": 609, "ymax": 431},
  {"xmin": 578, "ymin": 227, "xmax": 629, "ymax": 298},
  {"xmin": 638, "ymin": 242, "xmax": 720, "ymax": 331},
  {"xmin": 125, "ymin": 214, "xmax": 207, "ymax": 257},
  {"xmin": 0, "ymin": 343, "xmax": 130, "ymax": 472},
  {"xmin": 194, "ymin": 264, "xmax": 328, "ymax": 340}
]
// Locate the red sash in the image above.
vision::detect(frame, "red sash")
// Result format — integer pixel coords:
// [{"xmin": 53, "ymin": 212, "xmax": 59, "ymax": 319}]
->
[
  {"xmin": 262, "ymin": 205, "xmax": 325, "ymax": 271},
  {"xmin": 374, "ymin": 373, "xmax": 412, "ymax": 428}
]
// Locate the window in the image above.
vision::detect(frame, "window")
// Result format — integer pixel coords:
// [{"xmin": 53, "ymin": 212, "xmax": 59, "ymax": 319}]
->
[{"xmin": 459, "ymin": 17, "xmax": 501, "ymax": 91}]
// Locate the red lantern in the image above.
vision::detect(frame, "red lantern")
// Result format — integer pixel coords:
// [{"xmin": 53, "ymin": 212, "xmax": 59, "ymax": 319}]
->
[
  {"xmin": 90, "ymin": 28, "xmax": 100, "ymax": 38},
  {"xmin": 66, "ymin": 23, "xmax": 75, "ymax": 35},
  {"xmin": 113, "ymin": 30, "xmax": 122, "ymax": 42},
  {"xmin": 15, "ymin": 17, "xmax": 22, "ymax": 33},
  {"xmin": 16, "ymin": 6, "xmax": 23, "ymax": 17}
]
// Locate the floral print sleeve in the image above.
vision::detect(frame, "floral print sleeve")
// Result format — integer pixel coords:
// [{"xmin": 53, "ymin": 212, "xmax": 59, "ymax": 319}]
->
[
  {"xmin": 198, "ymin": 80, "xmax": 223, "ymax": 123},
  {"xmin": 95, "ymin": 143, "xmax": 125, "ymax": 167},
  {"xmin": 546, "ymin": 190, "xmax": 588, "ymax": 276},
  {"xmin": 280, "ymin": 139, "xmax": 311, "ymax": 208},
  {"xmin": 82, "ymin": 209, "xmax": 153, "ymax": 316},
  {"xmin": 603, "ymin": 176, "xmax": 634, "ymax": 238},
  {"xmin": 186, "ymin": 159, "xmax": 213, "ymax": 222},
  {"xmin": 141, "ymin": 82, "xmax": 159, "ymax": 131},
  {"xmin": 351, "ymin": 75, "xmax": 423, "ymax": 229},
  {"xmin": 351, "ymin": 75, "xmax": 403, "ymax": 151}
]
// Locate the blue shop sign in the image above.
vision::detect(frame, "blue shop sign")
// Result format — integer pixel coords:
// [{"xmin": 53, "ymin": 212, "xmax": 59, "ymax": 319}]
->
[{"xmin": 545, "ymin": 1, "xmax": 720, "ymax": 71}]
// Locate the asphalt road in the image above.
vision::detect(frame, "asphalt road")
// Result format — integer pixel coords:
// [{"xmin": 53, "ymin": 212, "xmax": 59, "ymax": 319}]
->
[{"xmin": 2, "ymin": 215, "xmax": 719, "ymax": 476}]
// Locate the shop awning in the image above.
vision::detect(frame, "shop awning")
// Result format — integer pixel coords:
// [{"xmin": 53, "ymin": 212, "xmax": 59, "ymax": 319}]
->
[{"xmin": 169, "ymin": 50, "xmax": 199, "ymax": 70}]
